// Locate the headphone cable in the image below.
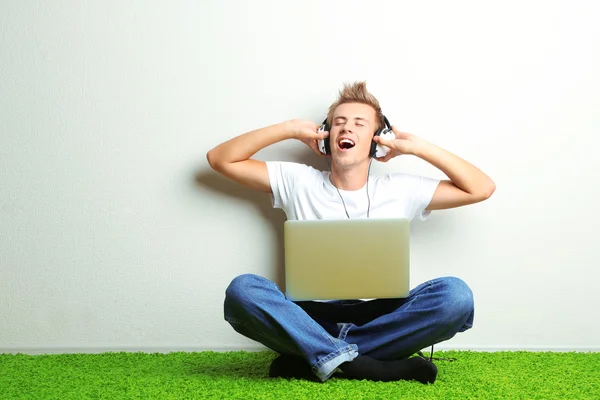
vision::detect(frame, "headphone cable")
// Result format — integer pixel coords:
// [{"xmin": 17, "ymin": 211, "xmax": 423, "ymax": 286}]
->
[{"xmin": 326, "ymin": 157, "xmax": 373, "ymax": 219}]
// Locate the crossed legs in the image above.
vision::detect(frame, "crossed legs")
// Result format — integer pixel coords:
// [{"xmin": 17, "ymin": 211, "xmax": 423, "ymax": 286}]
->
[{"xmin": 223, "ymin": 273, "xmax": 474, "ymax": 382}]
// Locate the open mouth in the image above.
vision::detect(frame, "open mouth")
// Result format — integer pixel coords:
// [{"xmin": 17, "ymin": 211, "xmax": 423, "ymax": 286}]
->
[{"xmin": 337, "ymin": 138, "xmax": 355, "ymax": 151}]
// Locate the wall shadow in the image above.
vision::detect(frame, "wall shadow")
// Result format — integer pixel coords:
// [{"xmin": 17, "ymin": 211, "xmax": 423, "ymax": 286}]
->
[
  {"xmin": 195, "ymin": 150, "xmax": 327, "ymax": 292},
  {"xmin": 195, "ymin": 169, "xmax": 286, "ymax": 289}
]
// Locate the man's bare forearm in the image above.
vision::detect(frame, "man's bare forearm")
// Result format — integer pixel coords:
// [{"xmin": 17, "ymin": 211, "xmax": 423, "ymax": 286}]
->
[
  {"xmin": 414, "ymin": 141, "xmax": 495, "ymax": 198},
  {"xmin": 206, "ymin": 121, "xmax": 294, "ymax": 168}
]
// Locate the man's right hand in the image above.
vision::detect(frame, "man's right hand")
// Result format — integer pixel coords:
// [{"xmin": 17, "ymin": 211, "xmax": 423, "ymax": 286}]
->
[{"xmin": 285, "ymin": 119, "xmax": 329, "ymax": 156}]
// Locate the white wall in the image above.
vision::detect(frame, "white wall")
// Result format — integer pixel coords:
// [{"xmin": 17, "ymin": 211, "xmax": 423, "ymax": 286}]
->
[{"xmin": 1, "ymin": 0, "xmax": 599, "ymax": 354}]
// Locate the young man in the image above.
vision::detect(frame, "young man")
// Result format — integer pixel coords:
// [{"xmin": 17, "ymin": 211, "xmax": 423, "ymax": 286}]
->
[{"xmin": 206, "ymin": 82, "xmax": 495, "ymax": 384}]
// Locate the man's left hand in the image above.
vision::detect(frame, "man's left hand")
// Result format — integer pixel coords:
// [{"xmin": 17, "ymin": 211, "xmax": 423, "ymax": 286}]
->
[{"xmin": 373, "ymin": 126, "xmax": 426, "ymax": 162}]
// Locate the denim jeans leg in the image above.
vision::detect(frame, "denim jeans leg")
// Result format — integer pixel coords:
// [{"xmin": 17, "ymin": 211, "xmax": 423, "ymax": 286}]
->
[
  {"xmin": 223, "ymin": 273, "xmax": 358, "ymax": 381},
  {"xmin": 341, "ymin": 276, "xmax": 475, "ymax": 360}
]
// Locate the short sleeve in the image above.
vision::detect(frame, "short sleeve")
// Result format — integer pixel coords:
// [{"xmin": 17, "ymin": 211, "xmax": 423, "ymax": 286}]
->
[
  {"xmin": 412, "ymin": 176, "xmax": 441, "ymax": 221},
  {"xmin": 385, "ymin": 172, "xmax": 440, "ymax": 221},
  {"xmin": 265, "ymin": 161, "xmax": 312, "ymax": 210}
]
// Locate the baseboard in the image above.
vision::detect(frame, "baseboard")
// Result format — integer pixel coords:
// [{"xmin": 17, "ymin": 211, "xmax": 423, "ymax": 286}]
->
[
  {"xmin": 0, "ymin": 344, "xmax": 268, "ymax": 355},
  {"xmin": 427, "ymin": 344, "xmax": 600, "ymax": 352},
  {"xmin": 2, "ymin": 344, "xmax": 599, "ymax": 355}
]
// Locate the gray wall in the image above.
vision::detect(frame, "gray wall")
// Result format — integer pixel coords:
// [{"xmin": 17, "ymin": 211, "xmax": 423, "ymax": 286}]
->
[{"xmin": 1, "ymin": 0, "xmax": 599, "ymax": 353}]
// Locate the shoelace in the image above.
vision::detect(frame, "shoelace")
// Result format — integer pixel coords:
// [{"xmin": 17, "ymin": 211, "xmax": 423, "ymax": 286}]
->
[{"xmin": 417, "ymin": 345, "xmax": 457, "ymax": 362}]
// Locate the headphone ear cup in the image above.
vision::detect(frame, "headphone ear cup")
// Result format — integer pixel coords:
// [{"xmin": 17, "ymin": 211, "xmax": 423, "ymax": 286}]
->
[
  {"xmin": 324, "ymin": 120, "xmax": 331, "ymax": 155},
  {"xmin": 371, "ymin": 116, "xmax": 392, "ymax": 158},
  {"xmin": 317, "ymin": 119, "xmax": 331, "ymax": 155},
  {"xmin": 370, "ymin": 128, "xmax": 382, "ymax": 158}
]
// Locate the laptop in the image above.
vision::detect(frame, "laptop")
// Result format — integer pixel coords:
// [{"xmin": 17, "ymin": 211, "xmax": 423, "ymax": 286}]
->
[{"xmin": 283, "ymin": 218, "xmax": 410, "ymax": 301}]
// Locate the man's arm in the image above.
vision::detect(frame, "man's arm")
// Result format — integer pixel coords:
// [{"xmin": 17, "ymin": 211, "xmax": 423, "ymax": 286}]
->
[
  {"xmin": 374, "ymin": 128, "xmax": 496, "ymax": 210},
  {"xmin": 414, "ymin": 143, "xmax": 495, "ymax": 210},
  {"xmin": 206, "ymin": 119, "xmax": 327, "ymax": 193}
]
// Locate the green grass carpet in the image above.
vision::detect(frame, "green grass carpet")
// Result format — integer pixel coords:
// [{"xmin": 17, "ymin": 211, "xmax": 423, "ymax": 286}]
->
[{"xmin": 1, "ymin": 350, "xmax": 599, "ymax": 399}]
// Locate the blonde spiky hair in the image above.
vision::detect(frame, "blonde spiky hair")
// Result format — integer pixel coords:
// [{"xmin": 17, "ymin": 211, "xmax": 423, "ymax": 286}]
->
[{"xmin": 326, "ymin": 81, "xmax": 384, "ymax": 131}]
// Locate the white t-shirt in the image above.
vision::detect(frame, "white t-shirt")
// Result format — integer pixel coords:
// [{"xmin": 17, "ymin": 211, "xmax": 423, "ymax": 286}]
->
[
  {"xmin": 266, "ymin": 161, "xmax": 440, "ymax": 221},
  {"xmin": 266, "ymin": 161, "xmax": 441, "ymax": 302}
]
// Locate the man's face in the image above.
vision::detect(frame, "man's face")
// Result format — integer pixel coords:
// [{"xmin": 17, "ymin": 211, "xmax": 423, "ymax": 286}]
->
[{"xmin": 329, "ymin": 102, "xmax": 378, "ymax": 168}]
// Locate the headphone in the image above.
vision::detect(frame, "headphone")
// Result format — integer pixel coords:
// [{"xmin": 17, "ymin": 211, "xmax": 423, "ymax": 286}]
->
[{"xmin": 317, "ymin": 115, "xmax": 393, "ymax": 158}]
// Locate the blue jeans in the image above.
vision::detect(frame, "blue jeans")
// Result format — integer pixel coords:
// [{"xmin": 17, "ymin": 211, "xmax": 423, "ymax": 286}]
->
[{"xmin": 224, "ymin": 273, "xmax": 474, "ymax": 382}]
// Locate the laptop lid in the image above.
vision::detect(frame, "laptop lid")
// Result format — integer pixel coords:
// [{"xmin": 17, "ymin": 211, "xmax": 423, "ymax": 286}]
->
[{"xmin": 284, "ymin": 218, "xmax": 410, "ymax": 301}]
